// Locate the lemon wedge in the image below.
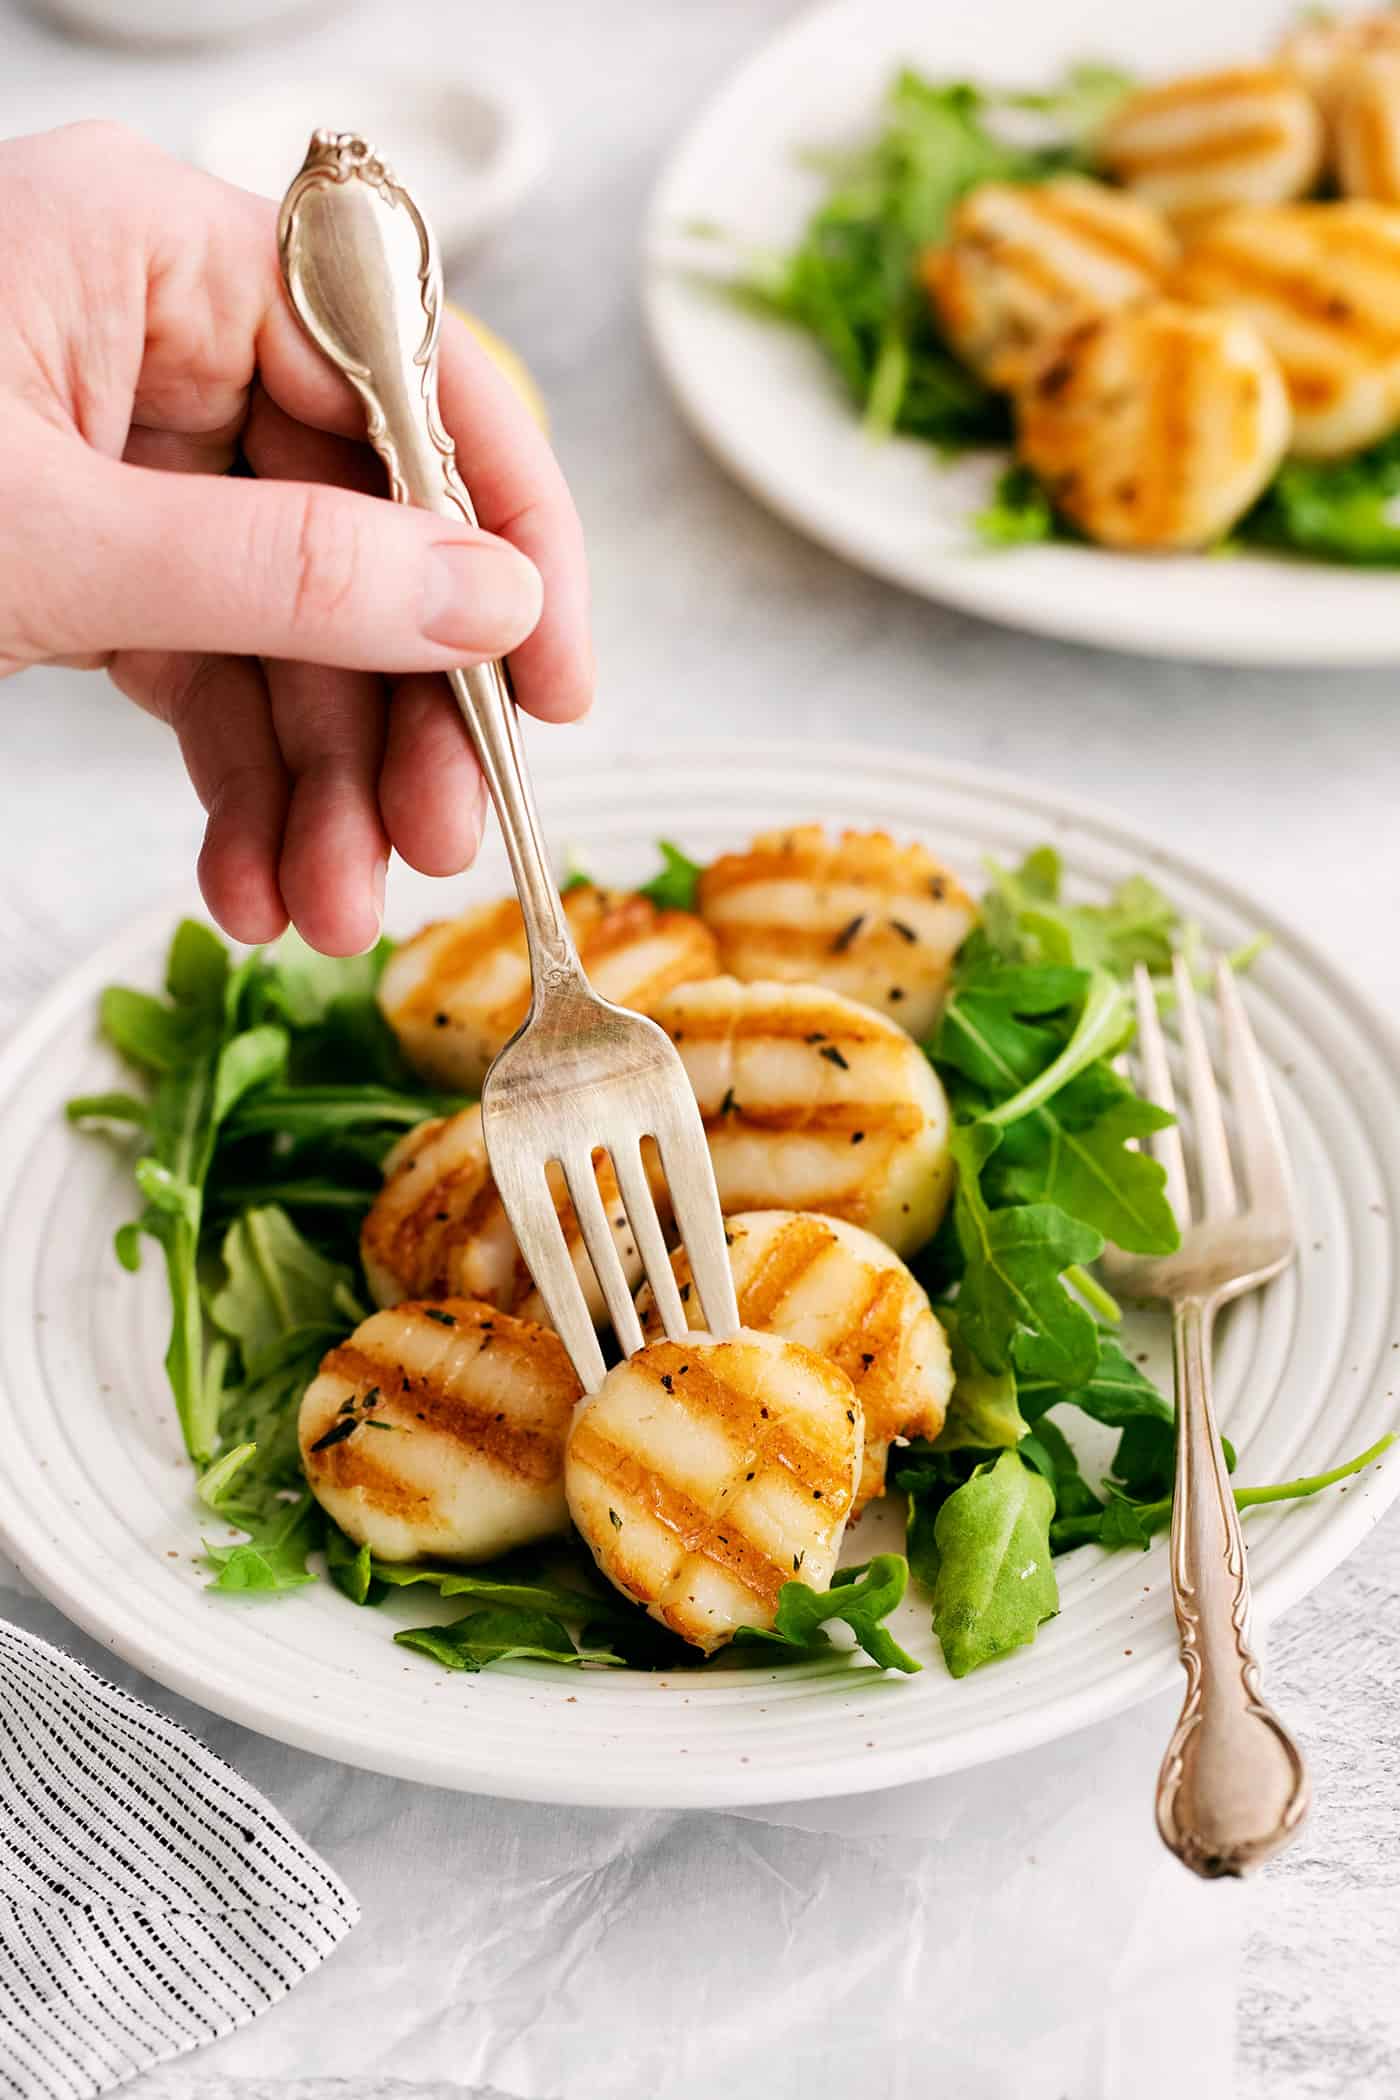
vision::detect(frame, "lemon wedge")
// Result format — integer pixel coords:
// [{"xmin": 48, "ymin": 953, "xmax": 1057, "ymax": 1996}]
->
[{"xmin": 448, "ymin": 303, "xmax": 548, "ymax": 430}]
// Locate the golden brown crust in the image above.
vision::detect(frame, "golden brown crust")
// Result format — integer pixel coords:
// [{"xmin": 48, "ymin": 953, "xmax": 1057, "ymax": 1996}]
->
[
  {"xmin": 301, "ymin": 1300, "xmax": 580, "ymax": 1505},
  {"xmin": 565, "ymin": 1330, "xmax": 861, "ymax": 1649},
  {"xmin": 1097, "ymin": 67, "xmax": 1323, "ymax": 225},
  {"xmin": 379, "ymin": 885, "xmax": 720, "ymax": 1092}
]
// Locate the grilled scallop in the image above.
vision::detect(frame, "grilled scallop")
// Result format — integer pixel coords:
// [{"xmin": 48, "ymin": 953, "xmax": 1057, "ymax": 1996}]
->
[
  {"xmin": 361, "ymin": 1101, "xmax": 657, "ymax": 1329},
  {"xmin": 1014, "ymin": 299, "xmax": 1291, "ymax": 549},
  {"xmin": 378, "ymin": 884, "xmax": 719, "ymax": 1094},
  {"xmin": 922, "ymin": 176, "xmax": 1178, "ymax": 389},
  {"xmin": 565, "ymin": 1328, "xmax": 862, "ymax": 1652},
  {"xmin": 696, "ymin": 825, "xmax": 976, "ymax": 1039},
  {"xmin": 1278, "ymin": 10, "xmax": 1400, "ymax": 119},
  {"xmin": 299, "ymin": 1298, "xmax": 580, "ymax": 1562},
  {"xmin": 635, "ymin": 1211, "xmax": 952, "ymax": 1515},
  {"xmin": 1331, "ymin": 56, "xmax": 1400, "ymax": 203},
  {"xmin": 1096, "ymin": 67, "xmax": 1324, "ymax": 227},
  {"xmin": 652, "ymin": 976, "xmax": 953, "ymax": 1256},
  {"xmin": 1175, "ymin": 201, "xmax": 1400, "ymax": 457}
]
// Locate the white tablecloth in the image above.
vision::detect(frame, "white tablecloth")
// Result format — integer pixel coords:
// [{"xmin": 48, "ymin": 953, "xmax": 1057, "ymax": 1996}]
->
[{"xmin": 1, "ymin": 1, "xmax": 1398, "ymax": 2092}]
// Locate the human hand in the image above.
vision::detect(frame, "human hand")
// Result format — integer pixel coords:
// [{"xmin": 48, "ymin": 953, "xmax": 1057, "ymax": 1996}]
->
[{"xmin": 0, "ymin": 122, "xmax": 592, "ymax": 954}]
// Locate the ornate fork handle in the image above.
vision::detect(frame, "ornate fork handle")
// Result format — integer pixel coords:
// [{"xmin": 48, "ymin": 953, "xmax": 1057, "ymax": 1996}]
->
[
  {"xmin": 1157, "ymin": 1295, "xmax": 1310, "ymax": 1877},
  {"xmin": 277, "ymin": 130, "xmax": 579, "ymax": 989}
]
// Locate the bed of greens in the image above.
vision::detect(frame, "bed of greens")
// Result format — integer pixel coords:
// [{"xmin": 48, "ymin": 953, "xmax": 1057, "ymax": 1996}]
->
[
  {"xmin": 738, "ymin": 65, "xmax": 1400, "ymax": 566},
  {"xmin": 70, "ymin": 843, "xmax": 1391, "ymax": 1685}
]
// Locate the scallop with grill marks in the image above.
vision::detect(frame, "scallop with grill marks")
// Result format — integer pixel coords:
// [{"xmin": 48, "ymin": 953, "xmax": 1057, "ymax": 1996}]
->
[
  {"xmin": 1096, "ymin": 66, "xmax": 1324, "ymax": 227},
  {"xmin": 696, "ymin": 825, "xmax": 977, "ymax": 1039},
  {"xmin": 378, "ymin": 884, "xmax": 719, "ymax": 1094},
  {"xmin": 1175, "ymin": 201, "xmax": 1400, "ymax": 457},
  {"xmin": 922, "ymin": 175, "xmax": 1178, "ymax": 389},
  {"xmin": 652, "ymin": 976, "xmax": 953, "ymax": 1256},
  {"xmin": 299, "ymin": 1298, "xmax": 581, "ymax": 1563},
  {"xmin": 635, "ymin": 1209, "xmax": 952, "ymax": 1514},
  {"xmin": 361, "ymin": 1101, "xmax": 660, "ymax": 1330},
  {"xmin": 1014, "ymin": 299, "xmax": 1291, "ymax": 548},
  {"xmin": 565, "ymin": 1327, "xmax": 861, "ymax": 1652}
]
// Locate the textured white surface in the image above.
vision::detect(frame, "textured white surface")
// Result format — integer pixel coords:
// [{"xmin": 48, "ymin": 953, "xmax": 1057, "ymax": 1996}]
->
[{"xmin": 0, "ymin": 0, "xmax": 1397, "ymax": 2091}]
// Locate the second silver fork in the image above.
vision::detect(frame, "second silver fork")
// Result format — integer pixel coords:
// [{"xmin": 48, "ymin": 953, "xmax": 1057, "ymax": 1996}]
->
[{"xmin": 1108, "ymin": 955, "xmax": 1309, "ymax": 1878}]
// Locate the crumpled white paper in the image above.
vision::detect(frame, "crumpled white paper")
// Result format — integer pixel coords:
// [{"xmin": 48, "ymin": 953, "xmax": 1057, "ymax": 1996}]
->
[{"xmin": 0, "ymin": 1565, "xmax": 1247, "ymax": 2100}]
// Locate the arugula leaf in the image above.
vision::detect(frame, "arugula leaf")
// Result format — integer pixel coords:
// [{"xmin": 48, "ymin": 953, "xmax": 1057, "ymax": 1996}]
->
[
  {"xmin": 949, "ymin": 1122, "xmax": 1104, "ymax": 1385},
  {"xmin": 990, "ymin": 1064, "xmax": 1178, "ymax": 1256},
  {"xmin": 1020, "ymin": 1419, "xmax": 1103, "ymax": 1525},
  {"xmin": 395, "ymin": 1605, "xmax": 619, "ymax": 1673},
  {"xmin": 932, "ymin": 962, "xmax": 1085, "ymax": 1094},
  {"xmin": 639, "ymin": 840, "xmax": 705, "ymax": 913},
  {"xmin": 982, "ymin": 851, "xmax": 1179, "ymax": 976},
  {"xmin": 224, "ymin": 1083, "xmax": 462, "ymax": 1143},
  {"xmin": 732, "ymin": 1555, "xmax": 919, "ymax": 1672},
  {"xmin": 368, "ymin": 1558, "xmax": 634, "ymax": 1624},
  {"xmin": 974, "ymin": 463, "xmax": 1059, "ymax": 547},
  {"xmin": 934, "ymin": 1309, "xmax": 1029, "ymax": 1450},
  {"xmin": 931, "ymin": 1451, "xmax": 1058, "ymax": 1676},
  {"xmin": 1240, "ymin": 431, "xmax": 1400, "ymax": 566},
  {"xmin": 323, "ymin": 1521, "xmax": 385, "ymax": 1606},
  {"xmin": 203, "ymin": 1492, "xmax": 319, "ymax": 1594},
  {"xmin": 208, "ymin": 1205, "xmax": 362, "ymax": 1371}
]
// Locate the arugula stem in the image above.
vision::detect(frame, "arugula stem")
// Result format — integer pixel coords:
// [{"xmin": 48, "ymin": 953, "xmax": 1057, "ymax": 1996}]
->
[
  {"xmin": 1051, "ymin": 1432, "xmax": 1395, "ymax": 1550},
  {"xmin": 1066, "ymin": 1265, "xmax": 1121, "ymax": 1326},
  {"xmin": 980, "ymin": 969, "xmax": 1128, "ymax": 1127}
]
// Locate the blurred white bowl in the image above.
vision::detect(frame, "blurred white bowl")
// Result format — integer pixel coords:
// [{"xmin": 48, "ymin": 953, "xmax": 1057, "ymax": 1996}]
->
[
  {"xmin": 24, "ymin": 0, "xmax": 333, "ymax": 47},
  {"xmin": 195, "ymin": 70, "xmax": 548, "ymax": 260}
]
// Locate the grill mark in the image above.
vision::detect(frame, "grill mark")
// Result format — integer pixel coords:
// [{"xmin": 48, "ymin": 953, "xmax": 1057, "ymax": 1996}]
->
[
  {"xmin": 638, "ymin": 1342, "xmax": 852, "ymax": 1506},
  {"xmin": 1107, "ymin": 118, "xmax": 1293, "ymax": 178},
  {"xmin": 393, "ymin": 898, "xmax": 525, "ymax": 1027},
  {"xmin": 568, "ymin": 1421, "xmax": 789, "ymax": 1612},
  {"xmin": 698, "ymin": 831, "xmax": 970, "ymax": 911},
  {"xmin": 1139, "ymin": 316, "xmax": 1195, "ymax": 545},
  {"xmin": 1187, "ymin": 240, "xmax": 1400, "ymax": 360},
  {"xmin": 974, "ymin": 231, "xmax": 1082, "ymax": 304},
  {"xmin": 667, "ymin": 1008, "xmax": 890, "ymax": 1047},
  {"xmin": 1357, "ymin": 87, "xmax": 1400, "ymax": 200},
  {"xmin": 1020, "ymin": 186, "xmax": 1169, "ymax": 276},
  {"xmin": 1109, "ymin": 66, "xmax": 1296, "ymax": 119},
  {"xmin": 316, "ymin": 1328, "xmax": 572, "ymax": 1482},
  {"xmin": 702, "ymin": 1100, "xmax": 924, "ymax": 1139},
  {"xmin": 734, "ymin": 1215, "xmax": 838, "ymax": 1327}
]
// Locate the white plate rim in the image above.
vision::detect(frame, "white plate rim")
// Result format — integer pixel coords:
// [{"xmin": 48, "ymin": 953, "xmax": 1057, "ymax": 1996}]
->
[{"xmin": 0, "ymin": 737, "xmax": 1397, "ymax": 1807}]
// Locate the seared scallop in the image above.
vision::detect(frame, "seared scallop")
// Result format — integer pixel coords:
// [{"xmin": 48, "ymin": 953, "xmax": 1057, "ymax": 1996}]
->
[
  {"xmin": 696, "ymin": 825, "xmax": 976, "ymax": 1039},
  {"xmin": 1097, "ymin": 66, "xmax": 1324, "ymax": 226},
  {"xmin": 922, "ymin": 175, "xmax": 1178, "ymax": 389},
  {"xmin": 565, "ymin": 1328, "xmax": 861, "ymax": 1652},
  {"xmin": 1278, "ymin": 10, "xmax": 1400, "ymax": 118},
  {"xmin": 1175, "ymin": 201, "xmax": 1400, "ymax": 456},
  {"xmin": 361, "ymin": 1101, "xmax": 657, "ymax": 1329},
  {"xmin": 1014, "ymin": 299, "xmax": 1291, "ymax": 549},
  {"xmin": 299, "ymin": 1298, "xmax": 580, "ymax": 1563},
  {"xmin": 1331, "ymin": 55, "xmax": 1400, "ymax": 202},
  {"xmin": 652, "ymin": 976, "xmax": 953, "ymax": 1256},
  {"xmin": 378, "ymin": 884, "xmax": 719, "ymax": 1094},
  {"xmin": 635, "ymin": 1210, "xmax": 952, "ymax": 1514}
]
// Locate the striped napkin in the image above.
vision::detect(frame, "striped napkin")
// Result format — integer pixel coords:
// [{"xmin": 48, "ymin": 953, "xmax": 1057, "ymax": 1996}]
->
[{"xmin": 0, "ymin": 1617, "xmax": 358, "ymax": 2098}]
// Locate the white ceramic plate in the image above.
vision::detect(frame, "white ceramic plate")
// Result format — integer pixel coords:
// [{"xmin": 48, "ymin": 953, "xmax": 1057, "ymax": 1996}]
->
[
  {"xmin": 1, "ymin": 742, "xmax": 1397, "ymax": 1806},
  {"xmin": 644, "ymin": 0, "xmax": 1400, "ymax": 665}
]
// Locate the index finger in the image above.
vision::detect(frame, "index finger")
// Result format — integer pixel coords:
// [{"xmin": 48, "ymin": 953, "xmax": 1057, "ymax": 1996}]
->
[{"xmin": 252, "ymin": 213, "xmax": 593, "ymax": 725}]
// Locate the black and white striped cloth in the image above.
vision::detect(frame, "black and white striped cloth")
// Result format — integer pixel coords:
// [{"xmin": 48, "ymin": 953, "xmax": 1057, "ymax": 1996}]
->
[{"xmin": 0, "ymin": 1618, "xmax": 358, "ymax": 2098}]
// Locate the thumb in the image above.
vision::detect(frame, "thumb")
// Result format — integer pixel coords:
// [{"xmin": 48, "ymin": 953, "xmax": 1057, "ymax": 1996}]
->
[{"xmin": 41, "ymin": 453, "xmax": 543, "ymax": 672}]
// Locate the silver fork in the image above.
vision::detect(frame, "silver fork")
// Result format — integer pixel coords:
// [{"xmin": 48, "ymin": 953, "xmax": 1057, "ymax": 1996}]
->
[
  {"xmin": 1106, "ymin": 955, "xmax": 1308, "ymax": 1878},
  {"xmin": 278, "ymin": 132, "xmax": 739, "ymax": 1390}
]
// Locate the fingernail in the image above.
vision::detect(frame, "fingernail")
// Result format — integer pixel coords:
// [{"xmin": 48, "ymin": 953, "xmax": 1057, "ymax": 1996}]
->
[{"xmin": 422, "ymin": 539, "xmax": 543, "ymax": 653}]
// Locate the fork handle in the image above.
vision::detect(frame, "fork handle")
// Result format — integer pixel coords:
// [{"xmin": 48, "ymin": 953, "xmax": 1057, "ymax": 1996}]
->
[
  {"xmin": 1156, "ymin": 1297, "xmax": 1310, "ymax": 1877},
  {"xmin": 276, "ymin": 132, "xmax": 579, "ymax": 987}
]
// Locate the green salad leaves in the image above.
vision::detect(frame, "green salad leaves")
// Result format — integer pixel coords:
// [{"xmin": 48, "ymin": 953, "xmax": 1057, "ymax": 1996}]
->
[{"xmin": 73, "ymin": 842, "xmax": 1393, "ymax": 1686}]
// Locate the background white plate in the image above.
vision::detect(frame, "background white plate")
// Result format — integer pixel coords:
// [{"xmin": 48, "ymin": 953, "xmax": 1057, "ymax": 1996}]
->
[
  {"xmin": 0, "ymin": 742, "xmax": 1397, "ymax": 1807},
  {"xmin": 644, "ymin": 0, "xmax": 1400, "ymax": 666}
]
